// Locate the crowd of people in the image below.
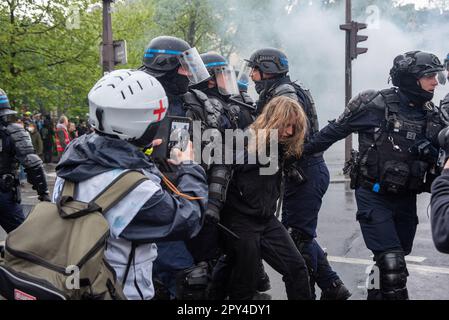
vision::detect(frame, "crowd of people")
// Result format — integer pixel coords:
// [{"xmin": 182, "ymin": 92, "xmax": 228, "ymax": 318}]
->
[
  {"xmin": 13, "ymin": 113, "xmax": 92, "ymax": 163},
  {"xmin": 0, "ymin": 35, "xmax": 449, "ymax": 301}
]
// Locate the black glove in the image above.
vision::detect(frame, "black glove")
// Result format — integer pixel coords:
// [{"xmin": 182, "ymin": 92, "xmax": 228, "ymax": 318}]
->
[
  {"xmin": 204, "ymin": 203, "xmax": 220, "ymax": 224},
  {"xmin": 38, "ymin": 193, "xmax": 51, "ymax": 202}
]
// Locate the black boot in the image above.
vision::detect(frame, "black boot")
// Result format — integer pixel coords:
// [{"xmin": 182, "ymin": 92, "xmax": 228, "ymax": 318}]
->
[
  {"xmin": 320, "ymin": 279, "xmax": 352, "ymax": 300},
  {"xmin": 257, "ymin": 271, "xmax": 271, "ymax": 292}
]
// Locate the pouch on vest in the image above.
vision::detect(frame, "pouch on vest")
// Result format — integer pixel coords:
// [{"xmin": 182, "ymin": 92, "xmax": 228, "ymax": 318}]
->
[
  {"xmin": 0, "ymin": 170, "xmax": 148, "ymax": 300},
  {"xmin": 380, "ymin": 160, "xmax": 409, "ymax": 194},
  {"xmin": 408, "ymin": 161, "xmax": 429, "ymax": 193}
]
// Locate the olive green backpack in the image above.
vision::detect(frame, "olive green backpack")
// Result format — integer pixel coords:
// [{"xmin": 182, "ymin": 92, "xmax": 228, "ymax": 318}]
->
[{"xmin": 0, "ymin": 170, "xmax": 148, "ymax": 300}]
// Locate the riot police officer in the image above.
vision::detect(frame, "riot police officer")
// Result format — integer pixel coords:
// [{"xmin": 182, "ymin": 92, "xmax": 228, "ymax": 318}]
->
[
  {"xmin": 233, "ymin": 70, "xmax": 256, "ymax": 130},
  {"xmin": 140, "ymin": 36, "xmax": 211, "ymax": 299},
  {"xmin": 141, "ymin": 36, "xmax": 210, "ymax": 116},
  {"xmin": 242, "ymin": 48, "xmax": 350, "ymax": 299},
  {"xmin": 304, "ymin": 51, "xmax": 448, "ymax": 300},
  {"xmin": 0, "ymin": 89, "xmax": 50, "ymax": 233},
  {"xmin": 182, "ymin": 51, "xmax": 240, "ymax": 259}
]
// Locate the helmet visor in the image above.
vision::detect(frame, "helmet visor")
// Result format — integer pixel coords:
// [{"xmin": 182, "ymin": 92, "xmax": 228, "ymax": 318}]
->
[
  {"xmin": 236, "ymin": 61, "xmax": 252, "ymax": 91},
  {"xmin": 214, "ymin": 65, "xmax": 239, "ymax": 96},
  {"xmin": 421, "ymin": 70, "xmax": 447, "ymax": 85},
  {"xmin": 178, "ymin": 48, "xmax": 211, "ymax": 85}
]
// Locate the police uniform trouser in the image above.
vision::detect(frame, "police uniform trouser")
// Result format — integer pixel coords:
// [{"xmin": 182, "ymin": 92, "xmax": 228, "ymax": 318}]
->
[
  {"xmin": 222, "ymin": 212, "xmax": 311, "ymax": 300},
  {"xmin": 152, "ymin": 240, "xmax": 194, "ymax": 298},
  {"xmin": 0, "ymin": 190, "xmax": 25, "ymax": 233},
  {"xmin": 282, "ymin": 160, "xmax": 339, "ymax": 289},
  {"xmin": 355, "ymin": 187, "xmax": 418, "ymax": 255},
  {"xmin": 355, "ymin": 187, "xmax": 417, "ymax": 299}
]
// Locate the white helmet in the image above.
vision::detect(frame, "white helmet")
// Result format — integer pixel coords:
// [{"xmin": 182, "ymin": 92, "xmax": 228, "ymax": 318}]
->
[{"xmin": 88, "ymin": 69, "xmax": 168, "ymax": 146}]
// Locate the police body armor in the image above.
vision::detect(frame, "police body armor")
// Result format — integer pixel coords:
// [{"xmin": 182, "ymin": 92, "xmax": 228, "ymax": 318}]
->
[
  {"xmin": 0, "ymin": 123, "xmax": 48, "ymax": 200},
  {"xmin": 0, "ymin": 126, "xmax": 19, "ymax": 197},
  {"xmin": 264, "ymin": 81, "xmax": 321, "ymax": 184},
  {"xmin": 264, "ymin": 81, "xmax": 320, "ymax": 138},
  {"xmin": 356, "ymin": 88, "xmax": 443, "ymax": 194}
]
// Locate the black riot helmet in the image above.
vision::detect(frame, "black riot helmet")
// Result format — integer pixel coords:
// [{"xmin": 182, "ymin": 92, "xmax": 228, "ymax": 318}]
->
[
  {"xmin": 142, "ymin": 36, "xmax": 191, "ymax": 77},
  {"xmin": 389, "ymin": 51, "xmax": 445, "ymax": 103},
  {"xmin": 141, "ymin": 36, "xmax": 210, "ymax": 96},
  {"xmin": 200, "ymin": 52, "xmax": 239, "ymax": 96},
  {"xmin": 245, "ymin": 48, "xmax": 289, "ymax": 75},
  {"xmin": 0, "ymin": 88, "xmax": 17, "ymax": 118}
]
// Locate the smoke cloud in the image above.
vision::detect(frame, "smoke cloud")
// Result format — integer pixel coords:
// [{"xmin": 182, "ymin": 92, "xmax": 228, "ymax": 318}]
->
[{"xmin": 225, "ymin": 1, "xmax": 449, "ymax": 124}]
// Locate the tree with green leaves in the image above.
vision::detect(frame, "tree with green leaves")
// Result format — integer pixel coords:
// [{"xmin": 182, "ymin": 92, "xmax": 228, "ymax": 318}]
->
[{"xmin": 0, "ymin": 0, "xmax": 102, "ymax": 115}]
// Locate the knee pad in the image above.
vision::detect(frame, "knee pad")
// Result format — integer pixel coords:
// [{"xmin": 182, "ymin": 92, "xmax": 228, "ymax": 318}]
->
[
  {"xmin": 175, "ymin": 262, "xmax": 210, "ymax": 300},
  {"xmin": 375, "ymin": 250, "xmax": 409, "ymax": 300}
]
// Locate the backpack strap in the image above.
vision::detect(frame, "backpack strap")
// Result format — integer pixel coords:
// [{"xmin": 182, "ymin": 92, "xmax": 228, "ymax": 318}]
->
[
  {"xmin": 90, "ymin": 170, "xmax": 149, "ymax": 214},
  {"xmin": 58, "ymin": 170, "xmax": 148, "ymax": 219}
]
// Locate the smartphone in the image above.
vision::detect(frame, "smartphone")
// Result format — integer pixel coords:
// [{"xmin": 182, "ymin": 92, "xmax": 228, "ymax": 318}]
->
[{"xmin": 152, "ymin": 116, "xmax": 192, "ymax": 161}]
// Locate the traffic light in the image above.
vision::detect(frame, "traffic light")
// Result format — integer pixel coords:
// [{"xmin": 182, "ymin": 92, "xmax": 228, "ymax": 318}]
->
[
  {"xmin": 351, "ymin": 22, "xmax": 368, "ymax": 60},
  {"xmin": 340, "ymin": 21, "xmax": 369, "ymax": 60}
]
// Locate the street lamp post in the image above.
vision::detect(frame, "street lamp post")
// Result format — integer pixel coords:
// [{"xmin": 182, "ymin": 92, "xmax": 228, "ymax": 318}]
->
[
  {"xmin": 339, "ymin": 0, "xmax": 368, "ymax": 166},
  {"xmin": 102, "ymin": 0, "xmax": 114, "ymax": 73}
]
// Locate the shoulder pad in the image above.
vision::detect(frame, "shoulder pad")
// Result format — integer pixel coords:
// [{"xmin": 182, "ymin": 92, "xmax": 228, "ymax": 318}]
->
[
  {"xmin": 438, "ymin": 93, "xmax": 449, "ymax": 124},
  {"xmin": 183, "ymin": 90, "xmax": 202, "ymax": 107},
  {"xmin": 241, "ymin": 92, "xmax": 254, "ymax": 105},
  {"xmin": 190, "ymin": 89, "xmax": 209, "ymax": 104},
  {"xmin": 346, "ymin": 90, "xmax": 381, "ymax": 113},
  {"xmin": 5, "ymin": 123, "xmax": 25, "ymax": 135},
  {"xmin": 442, "ymin": 93, "xmax": 449, "ymax": 108},
  {"xmin": 337, "ymin": 89, "xmax": 381, "ymax": 123},
  {"xmin": 6, "ymin": 123, "xmax": 34, "ymax": 155},
  {"xmin": 272, "ymin": 83, "xmax": 298, "ymax": 101}
]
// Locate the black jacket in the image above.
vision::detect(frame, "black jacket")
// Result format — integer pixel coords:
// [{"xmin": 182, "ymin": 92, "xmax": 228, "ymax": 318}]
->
[
  {"xmin": 430, "ymin": 170, "xmax": 449, "ymax": 253},
  {"xmin": 222, "ymin": 148, "xmax": 283, "ymax": 220}
]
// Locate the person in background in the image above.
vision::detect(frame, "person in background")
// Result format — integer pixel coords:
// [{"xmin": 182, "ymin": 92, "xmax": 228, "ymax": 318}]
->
[
  {"xmin": 68, "ymin": 122, "xmax": 78, "ymax": 140},
  {"xmin": 27, "ymin": 122, "xmax": 43, "ymax": 160},
  {"xmin": 55, "ymin": 115, "xmax": 70, "ymax": 161}
]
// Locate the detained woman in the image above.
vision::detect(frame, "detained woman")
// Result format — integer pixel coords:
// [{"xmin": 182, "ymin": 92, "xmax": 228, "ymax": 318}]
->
[{"xmin": 220, "ymin": 96, "xmax": 312, "ymax": 300}]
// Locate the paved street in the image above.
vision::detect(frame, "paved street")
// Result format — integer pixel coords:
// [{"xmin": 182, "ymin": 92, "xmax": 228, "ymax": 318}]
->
[{"xmin": 2, "ymin": 143, "xmax": 449, "ymax": 300}]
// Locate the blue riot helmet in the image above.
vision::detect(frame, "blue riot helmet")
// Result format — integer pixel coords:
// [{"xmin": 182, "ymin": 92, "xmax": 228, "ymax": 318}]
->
[
  {"xmin": 142, "ymin": 36, "xmax": 190, "ymax": 77},
  {"xmin": 245, "ymin": 48, "xmax": 289, "ymax": 75},
  {"xmin": 0, "ymin": 89, "xmax": 17, "ymax": 118},
  {"xmin": 200, "ymin": 52, "xmax": 239, "ymax": 96},
  {"xmin": 141, "ymin": 36, "xmax": 210, "ymax": 95}
]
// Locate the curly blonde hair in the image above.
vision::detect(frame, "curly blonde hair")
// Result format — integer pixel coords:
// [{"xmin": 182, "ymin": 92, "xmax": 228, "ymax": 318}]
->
[{"xmin": 249, "ymin": 96, "xmax": 308, "ymax": 159}]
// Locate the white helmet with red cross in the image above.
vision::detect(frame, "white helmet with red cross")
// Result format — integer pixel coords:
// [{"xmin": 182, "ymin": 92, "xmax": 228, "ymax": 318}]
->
[{"xmin": 88, "ymin": 69, "xmax": 168, "ymax": 146}]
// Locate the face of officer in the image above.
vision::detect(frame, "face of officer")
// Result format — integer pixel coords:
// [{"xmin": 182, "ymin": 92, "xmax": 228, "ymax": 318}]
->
[
  {"xmin": 418, "ymin": 73, "xmax": 439, "ymax": 93},
  {"xmin": 250, "ymin": 67, "xmax": 276, "ymax": 82}
]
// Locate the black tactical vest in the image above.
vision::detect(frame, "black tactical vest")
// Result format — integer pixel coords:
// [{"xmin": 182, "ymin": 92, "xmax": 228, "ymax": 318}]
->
[
  {"xmin": 182, "ymin": 89, "xmax": 239, "ymax": 131},
  {"xmin": 0, "ymin": 126, "xmax": 17, "ymax": 175},
  {"xmin": 357, "ymin": 88, "xmax": 444, "ymax": 194},
  {"xmin": 267, "ymin": 82, "xmax": 320, "ymax": 137}
]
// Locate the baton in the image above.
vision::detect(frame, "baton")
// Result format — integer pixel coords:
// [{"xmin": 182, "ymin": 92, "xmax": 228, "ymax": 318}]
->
[{"xmin": 217, "ymin": 222, "xmax": 240, "ymax": 240}]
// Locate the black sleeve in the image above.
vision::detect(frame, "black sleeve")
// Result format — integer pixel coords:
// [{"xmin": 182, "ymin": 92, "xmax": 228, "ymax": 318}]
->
[
  {"xmin": 430, "ymin": 170, "xmax": 449, "ymax": 253},
  {"xmin": 304, "ymin": 90, "xmax": 382, "ymax": 155}
]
